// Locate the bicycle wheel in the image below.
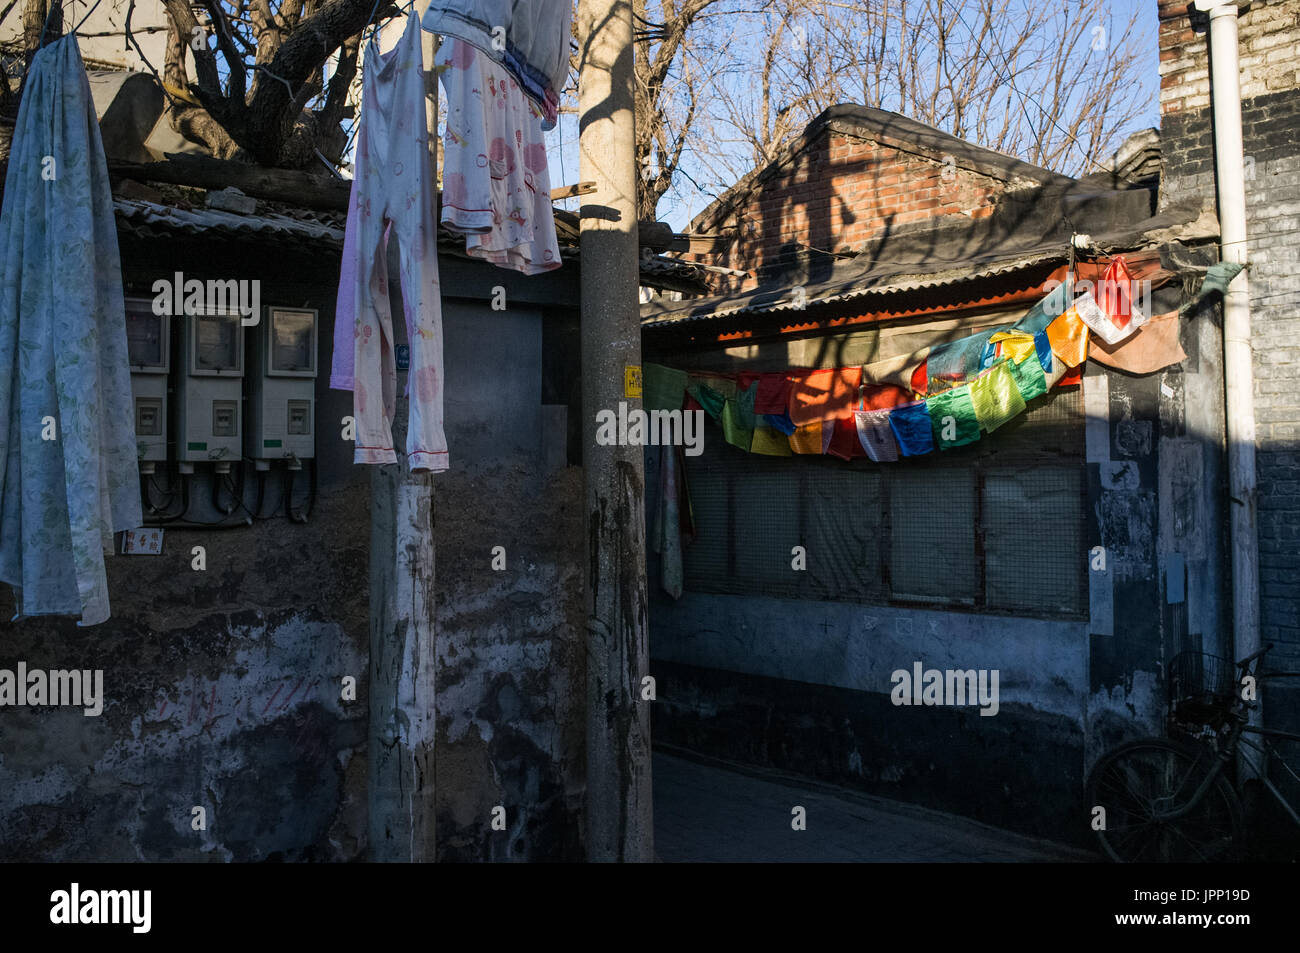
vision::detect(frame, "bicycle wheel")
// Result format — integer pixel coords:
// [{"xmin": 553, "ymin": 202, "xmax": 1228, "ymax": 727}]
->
[{"xmin": 1085, "ymin": 737, "xmax": 1243, "ymax": 862}]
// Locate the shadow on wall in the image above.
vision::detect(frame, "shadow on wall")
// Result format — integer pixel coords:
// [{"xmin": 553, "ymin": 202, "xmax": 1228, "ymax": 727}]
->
[{"xmin": 637, "ymin": 340, "xmax": 1300, "ymax": 851}]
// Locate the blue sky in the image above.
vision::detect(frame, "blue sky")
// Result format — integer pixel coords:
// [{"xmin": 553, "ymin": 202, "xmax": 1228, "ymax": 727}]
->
[{"xmin": 546, "ymin": 0, "xmax": 1162, "ymax": 231}]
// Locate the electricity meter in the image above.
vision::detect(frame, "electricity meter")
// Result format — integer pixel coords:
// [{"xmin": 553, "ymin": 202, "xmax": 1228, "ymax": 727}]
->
[
  {"xmin": 124, "ymin": 297, "xmax": 169, "ymax": 468},
  {"xmin": 247, "ymin": 306, "xmax": 317, "ymax": 465},
  {"xmin": 175, "ymin": 308, "xmax": 244, "ymax": 471}
]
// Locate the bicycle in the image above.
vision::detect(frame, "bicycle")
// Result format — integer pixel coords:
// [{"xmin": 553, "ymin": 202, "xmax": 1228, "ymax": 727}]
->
[{"xmin": 1085, "ymin": 642, "xmax": 1300, "ymax": 862}]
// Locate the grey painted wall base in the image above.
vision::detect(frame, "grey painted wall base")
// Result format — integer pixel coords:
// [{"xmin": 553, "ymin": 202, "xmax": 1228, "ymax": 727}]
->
[{"xmin": 651, "ymin": 659, "xmax": 1089, "ymax": 845}]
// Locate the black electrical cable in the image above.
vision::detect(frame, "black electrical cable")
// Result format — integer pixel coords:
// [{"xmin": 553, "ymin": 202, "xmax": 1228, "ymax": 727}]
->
[
  {"xmin": 221, "ymin": 469, "xmax": 259, "ymax": 523},
  {"xmin": 145, "ymin": 469, "xmax": 247, "ymax": 527},
  {"xmin": 143, "ymin": 464, "xmax": 188, "ymax": 523},
  {"xmin": 139, "ymin": 470, "xmax": 156, "ymax": 515},
  {"xmin": 284, "ymin": 466, "xmax": 300, "ymax": 523},
  {"xmin": 286, "ymin": 461, "xmax": 314, "ymax": 523},
  {"xmin": 211, "ymin": 468, "xmax": 234, "ymax": 515},
  {"xmin": 148, "ymin": 474, "xmax": 176, "ymax": 509},
  {"xmin": 256, "ymin": 467, "xmax": 287, "ymax": 519},
  {"xmin": 254, "ymin": 469, "xmax": 266, "ymax": 519}
]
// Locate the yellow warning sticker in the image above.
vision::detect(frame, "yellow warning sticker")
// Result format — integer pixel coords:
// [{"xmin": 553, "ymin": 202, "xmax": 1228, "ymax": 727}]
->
[{"xmin": 624, "ymin": 365, "xmax": 643, "ymax": 399}]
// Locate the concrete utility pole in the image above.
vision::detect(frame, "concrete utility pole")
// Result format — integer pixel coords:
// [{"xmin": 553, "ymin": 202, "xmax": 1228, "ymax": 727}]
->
[
  {"xmin": 577, "ymin": 0, "xmax": 654, "ymax": 861},
  {"xmin": 368, "ymin": 456, "xmax": 437, "ymax": 861},
  {"xmin": 367, "ymin": 28, "xmax": 440, "ymax": 863}
]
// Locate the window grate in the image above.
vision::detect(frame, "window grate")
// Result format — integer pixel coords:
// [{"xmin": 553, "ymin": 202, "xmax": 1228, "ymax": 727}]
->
[{"xmin": 681, "ymin": 385, "xmax": 1088, "ymax": 620}]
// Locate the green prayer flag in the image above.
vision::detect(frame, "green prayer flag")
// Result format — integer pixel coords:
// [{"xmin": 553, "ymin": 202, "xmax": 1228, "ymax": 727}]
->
[
  {"xmin": 735, "ymin": 381, "xmax": 758, "ymax": 431},
  {"xmin": 691, "ymin": 383, "xmax": 727, "ymax": 421},
  {"xmin": 927, "ymin": 384, "xmax": 981, "ymax": 449},
  {"xmin": 1008, "ymin": 353, "xmax": 1047, "ymax": 402},
  {"xmin": 969, "ymin": 361, "xmax": 1027, "ymax": 433},
  {"xmin": 644, "ymin": 363, "xmax": 688, "ymax": 412},
  {"xmin": 1199, "ymin": 262, "xmax": 1245, "ymax": 299},
  {"xmin": 721, "ymin": 398, "xmax": 754, "ymax": 451}
]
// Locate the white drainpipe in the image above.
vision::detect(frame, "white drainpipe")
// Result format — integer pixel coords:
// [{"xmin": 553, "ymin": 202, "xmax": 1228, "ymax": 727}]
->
[{"xmin": 1192, "ymin": 0, "xmax": 1258, "ymax": 672}]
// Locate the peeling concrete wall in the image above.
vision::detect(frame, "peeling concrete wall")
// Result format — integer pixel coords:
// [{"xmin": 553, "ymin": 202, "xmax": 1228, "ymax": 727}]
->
[
  {"xmin": 1, "ymin": 232, "xmax": 590, "ymax": 862},
  {"xmin": 0, "ymin": 235, "xmax": 370, "ymax": 861},
  {"xmin": 0, "ymin": 493, "xmax": 371, "ymax": 861},
  {"xmin": 430, "ymin": 297, "xmax": 587, "ymax": 862}
]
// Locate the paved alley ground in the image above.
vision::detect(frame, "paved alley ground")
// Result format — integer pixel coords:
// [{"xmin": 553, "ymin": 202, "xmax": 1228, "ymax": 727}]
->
[{"xmin": 653, "ymin": 748, "xmax": 1096, "ymax": 863}]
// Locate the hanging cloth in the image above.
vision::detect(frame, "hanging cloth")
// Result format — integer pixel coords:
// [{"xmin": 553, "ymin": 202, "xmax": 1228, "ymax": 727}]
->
[
  {"xmin": 422, "ymin": 0, "xmax": 573, "ymax": 129},
  {"xmin": 438, "ymin": 39, "xmax": 561, "ymax": 275},
  {"xmin": 644, "ymin": 363, "xmax": 687, "ymax": 412},
  {"xmin": 854, "ymin": 408, "xmax": 900, "ymax": 462},
  {"xmin": 754, "ymin": 372, "xmax": 792, "ymax": 414},
  {"xmin": 1089, "ymin": 309, "xmax": 1187, "ymax": 375},
  {"xmin": 1046, "ymin": 304, "xmax": 1090, "ymax": 369},
  {"xmin": 1013, "ymin": 277, "xmax": 1074, "ymax": 335},
  {"xmin": 721, "ymin": 398, "xmax": 754, "ymax": 451},
  {"xmin": 827, "ymin": 414, "xmax": 866, "ymax": 460},
  {"xmin": 988, "ymin": 330, "xmax": 1038, "ymax": 364},
  {"xmin": 734, "ymin": 380, "xmax": 759, "ymax": 431},
  {"xmin": 968, "ymin": 361, "xmax": 1027, "ymax": 433},
  {"xmin": 861, "ymin": 347, "xmax": 931, "ymax": 390},
  {"xmin": 764, "ymin": 411, "xmax": 797, "ymax": 435},
  {"xmin": 926, "ymin": 385, "xmax": 981, "ymax": 449},
  {"xmin": 789, "ymin": 367, "xmax": 862, "ymax": 425},
  {"xmin": 751, "ymin": 420, "xmax": 793, "ymax": 456},
  {"xmin": 1071, "ymin": 289, "xmax": 1137, "ymax": 347},
  {"xmin": 651, "ymin": 443, "xmax": 693, "ymax": 599},
  {"xmin": 1007, "ymin": 352, "xmax": 1048, "ymax": 402},
  {"xmin": 888, "ymin": 402, "xmax": 935, "ymax": 456},
  {"xmin": 789, "ymin": 419, "xmax": 826, "ymax": 454},
  {"xmin": 331, "ymin": 13, "xmax": 448, "ymax": 471},
  {"xmin": 1093, "ymin": 255, "xmax": 1148, "ymax": 342},
  {"xmin": 690, "ymin": 382, "xmax": 728, "ymax": 421},
  {"xmin": 1034, "ymin": 330, "xmax": 1054, "ymax": 374},
  {"xmin": 0, "ymin": 35, "xmax": 142, "ymax": 624},
  {"xmin": 925, "ymin": 327, "xmax": 1002, "ymax": 387}
]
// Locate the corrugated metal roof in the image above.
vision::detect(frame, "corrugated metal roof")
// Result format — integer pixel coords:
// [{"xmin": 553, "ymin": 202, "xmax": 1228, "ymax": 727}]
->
[
  {"xmin": 643, "ymin": 195, "xmax": 1218, "ymax": 328},
  {"xmin": 114, "ymin": 197, "xmax": 345, "ymax": 245},
  {"xmin": 641, "ymin": 249, "xmax": 1061, "ymax": 326}
]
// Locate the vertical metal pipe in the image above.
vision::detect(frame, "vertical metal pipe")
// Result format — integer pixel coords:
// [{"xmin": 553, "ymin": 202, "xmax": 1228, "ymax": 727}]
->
[{"xmin": 1193, "ymin": 0, "xmax": 1258, "ymax": 675}]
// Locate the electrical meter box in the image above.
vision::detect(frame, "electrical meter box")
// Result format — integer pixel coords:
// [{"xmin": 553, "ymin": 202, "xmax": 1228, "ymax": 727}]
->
[
  {"xmin": 124, "ymin": 297, "xmax": 170, "ymax": 464},
  {"xmin": 247, "ymin": 307, "xmax": 318, "ymax": 462},
  {"xmin": 175, "ymin": 309, "xmax": 244, "ymax": 466}
]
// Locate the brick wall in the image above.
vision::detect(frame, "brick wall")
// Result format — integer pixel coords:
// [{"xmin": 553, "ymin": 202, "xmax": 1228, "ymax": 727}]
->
[
  {"xmin": 688, "ymin": 129, "xmax": 1015, "ymax": 294},
  {"xmin": 1158, "ymin": 0, "xmax": 1300, "ymax": 677}
]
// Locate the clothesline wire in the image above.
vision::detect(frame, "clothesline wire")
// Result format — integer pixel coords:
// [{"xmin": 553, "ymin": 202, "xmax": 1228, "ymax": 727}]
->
[
  {"xmin": 72, "ymin": 0, "xmax": 102, "ymax": 35},
  {"xmin": 35, "ymin": 0, "xmax": 104, "ymax": 49},
  {"xmin": 1217, "ymin": 222, "xmax": 1300, "ymax": 248},
  {"xmin": 365, "ymin": 0, "xmax": 416, "ymax": 47},
  {"xmin": 36, "ymin": 0, "xmax": 61, "ymax": 50}
]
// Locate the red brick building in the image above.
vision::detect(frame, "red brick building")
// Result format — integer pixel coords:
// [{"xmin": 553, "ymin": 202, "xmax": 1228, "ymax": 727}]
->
[{"xmin": 684, "ymin": 106, "xmax": 1076, "ymax": 295}]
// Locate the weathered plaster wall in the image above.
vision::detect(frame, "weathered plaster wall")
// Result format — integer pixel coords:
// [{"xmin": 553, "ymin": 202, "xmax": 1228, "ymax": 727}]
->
[
  {"xmin": 0, "ymin": 232, "xmax": 590, "ymax": 862},
  {"xmin": 430, "ymin": 296, "xmax": 587, "ymax": 862},
  {"xmin": 0, "ymin": 236, "xmax": 370, "ymax": 861},
  {"xmin": 1085, "ymin": 283, "xmax": 1229, "ymax": 770}
]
